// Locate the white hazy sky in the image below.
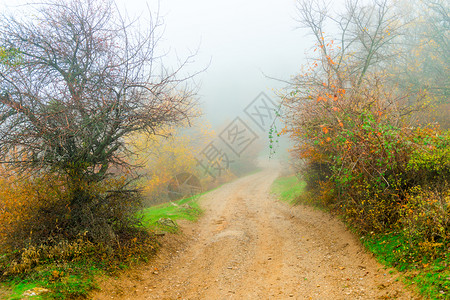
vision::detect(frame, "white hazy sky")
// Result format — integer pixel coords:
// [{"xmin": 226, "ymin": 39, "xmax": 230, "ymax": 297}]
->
[
  {"xmin": 124, "ymin": 0, "xmax": 313, "ymax": 125},
  {"xmin": 1, "ymin": 0, "xmax": 313, "ymax": 125}
]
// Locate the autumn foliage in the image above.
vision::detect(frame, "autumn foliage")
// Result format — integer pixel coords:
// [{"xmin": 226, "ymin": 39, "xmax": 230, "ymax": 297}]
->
[
  {"xmin": 0, "ymin": 164, "xmax": 156, "ymax": 277},
  {"xmin": 0, "ymin": 0, "xmax": 200, "ymax": 279},
  {"xmin": 284, "ymin": 0, "xmax": 449, "ymax": 259},
  {"xmin": 127, "ymin": 122, "xmax": 215, "ymax": 204}
]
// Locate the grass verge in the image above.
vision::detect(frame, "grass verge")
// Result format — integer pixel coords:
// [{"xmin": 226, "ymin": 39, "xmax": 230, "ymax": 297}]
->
[
  {"xmin": 139, "ymin": 192, "xmax": 204, "ymax": 233},
  {"xmin": 362, "ymin": 231, "xmax": 450, "ymax": 299},
  {"xmin": 2, "ymin": 261, "xmax": 101, "ymax": 300},
  {"xmin": 270, "ymin": 175, "xmax": 306, "ymax": 204}
]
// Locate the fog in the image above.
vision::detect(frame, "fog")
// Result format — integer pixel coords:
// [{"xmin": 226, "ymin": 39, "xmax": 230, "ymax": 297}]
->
[
  {"xmin": 1, "ymin": 0, "xmax": 314, "ymax": 163},
  {"xmin": 119, "ymin": 0, "xmax": 312, "ymax": 126},
  {"xmin": 1, "ymin": 0, "xmax": 312, "ymax": 124}
]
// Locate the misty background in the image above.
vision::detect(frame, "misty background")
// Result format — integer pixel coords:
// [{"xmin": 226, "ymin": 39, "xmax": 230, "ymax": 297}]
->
[
  {"xmin": 116, "ymin": 0, "xmax": 313, "ymax": 125},
  {"xmin": 1, "ymin": 0, "xmax": 318, "ymax": 162}
]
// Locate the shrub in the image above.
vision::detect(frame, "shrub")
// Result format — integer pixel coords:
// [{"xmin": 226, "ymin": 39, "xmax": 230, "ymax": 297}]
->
[
  {"xmin": 407, "ymin": 128, "xmax": 450, "ymax": 186},
  {"xmin": 1, "ymin": 173, "xmax": 142, "ymax": 248},
  {"xmin": 288, "ymin": 80, "xmax": 450, "ymax": 231},
  {"xmin": 1, "ymin": 233, "xmax": 95, "ymax": 276},
  {"xmin": 0, "ymin": 167, "xmax": 156, "ymax": 278},
  {"xmin": 399, "ymin": 186, "xmax": 450, "ymax": 258}
]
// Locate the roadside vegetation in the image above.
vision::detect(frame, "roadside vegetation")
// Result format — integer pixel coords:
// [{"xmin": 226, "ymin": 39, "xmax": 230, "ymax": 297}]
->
[
  {"xmin": 279, "ymin": 0, "xmax": 449, "ymax": 298},
  {"xmin": 0, "ymin": 190, "xmax": 206, "ymax": 299},
  {"xmin": 0, "ymin": 3, "xmax": 260, "ymax": 297},
  {"xmin": 270, "ymin": 175, "xmax": 306, "ymax": 204},
  {"xmin": 140, "ymin": 193, "xmax": 204, "ymax": 232},
  {"xmin": 0, "ymin": 0, "xmax": 243, "ymax": 298}
]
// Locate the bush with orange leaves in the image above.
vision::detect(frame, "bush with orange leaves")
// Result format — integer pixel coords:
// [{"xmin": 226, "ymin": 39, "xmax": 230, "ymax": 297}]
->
[
  {"xmin": 281, "ymin": 21, "xmax": 450, "ymax": 267},
  {"xmin": 283, "ymin": 0, "xmax": 449, "ymax": 242},
  {"xmin": 285, "ymin": 58, "xmax": 450, "ymax": 229}
]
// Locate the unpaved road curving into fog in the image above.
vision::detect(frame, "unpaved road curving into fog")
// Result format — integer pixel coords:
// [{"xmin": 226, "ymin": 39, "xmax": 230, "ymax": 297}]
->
[{"xmin": 93, "ymin": 170, "xmax": 419, "ymax": 300}]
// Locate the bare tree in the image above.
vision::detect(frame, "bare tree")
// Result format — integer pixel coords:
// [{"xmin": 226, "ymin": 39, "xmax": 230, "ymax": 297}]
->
[
  {"xmin": 398, "ymin": 0, "xmax": 449, "ymax": 96},
  {"xmin": 296, "ymin": 0, "xmax": 405, "ymax": 88},
  {"xmin": 282, "ymin": 0, "xmax": 413, "ymax": 192},
  {"xmin": 0, "ymin": 0, "xmax": 197, "ymax": 184},
  {"xmin": 0, "ymin": 0, "xmax": 201, "ymax": 244}
]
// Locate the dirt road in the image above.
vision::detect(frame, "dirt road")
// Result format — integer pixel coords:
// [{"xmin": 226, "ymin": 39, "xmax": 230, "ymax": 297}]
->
[{"xmin": 93, "ymin": 170, "xmax": 419, "ymax": 299}]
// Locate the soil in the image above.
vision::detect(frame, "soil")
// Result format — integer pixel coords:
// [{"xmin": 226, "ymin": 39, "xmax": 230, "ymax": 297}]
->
[{"xmin": 92, "ymin": 169, "xmax": 420, "ymax": 300}]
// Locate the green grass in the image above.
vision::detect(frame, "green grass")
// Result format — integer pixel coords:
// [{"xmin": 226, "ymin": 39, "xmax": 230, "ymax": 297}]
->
[
  {"xmin": 271, "ymin": 175, "xmax": 306, "ymax": 204},
  {"xmin": 139, "ymin": 192, "xmax": 206, "ymax": 232},
  {"xmin": 1, "ymin": 261, "xmax": 100, "ymax": 299},
  {"xmin": 362, "ymin": 231, "xmax": 450, "ymax": 299}
]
